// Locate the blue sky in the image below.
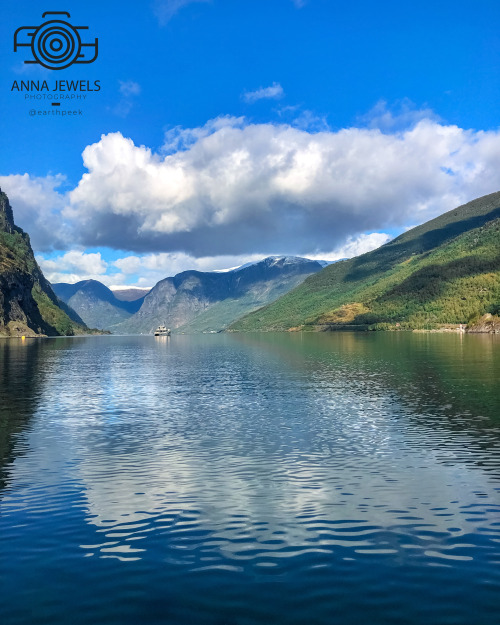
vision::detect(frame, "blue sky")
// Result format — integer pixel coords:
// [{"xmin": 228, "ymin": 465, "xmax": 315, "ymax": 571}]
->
[{"xmin": 1, "ymin": 0, "xmax": 499, "ymax": 287}]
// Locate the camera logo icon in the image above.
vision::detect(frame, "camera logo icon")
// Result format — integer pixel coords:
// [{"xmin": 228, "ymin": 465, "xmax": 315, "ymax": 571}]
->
[{"xmin": 14, "ymin": 11, "xmax": 98, "ymax": 70}]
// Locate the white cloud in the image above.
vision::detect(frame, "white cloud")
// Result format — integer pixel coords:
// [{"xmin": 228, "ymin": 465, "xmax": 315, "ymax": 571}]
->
[
  {"xmin": 291, "ymin": 110, "xmax": 330, "ymax": 132},
  {"xmin": 112, "ymin": 80, "xmax": 142, "ymax": 118},
  {"xmin": 275, "ymin": 105, "xmax": 330, "ymax": 132},
  {"xmin": 36, "ymin": 248, "xmax": 269, "ymax": 288},
  {"xmin": 65, "ymin": 117, "xmax": 500, "ymax": 258},
  {"xmin": 4, "ymin": 107, "xmax": 500, "ymax": 284},
  {"xmin": 112, "ymin": 251, "xmax": 266, "ymax": 287},
  {"xmin": 163, "ymin": 115, "xmax": 245, "ymax": 153},
  {"xmin": 308, "ymin": 233, "xmax": 393, "ymax": 262},
  {"xmin": 37, "ymin": 241, "xmax": 395, "ymax": 288},
  {"xmin": 36, "ymin": 251, "xmax": 108, "ymax": 284},
  {"xmin": 359, "ymin": 99, "xmax": 441, "ymax": 133},
  {"xmin": 153, "ymin": 0, "xmax": 210, "ymax": 25},
  {"xmin": 243, "ymin": 82, "xmax": 285, "ymax": 103},
  {"xmin": 0, "ymin": 173, "xmax": 69, "ymax": 251},
  {"xmin": 119, "ymin": 80, "xmax": 141, "ymax": 97}
]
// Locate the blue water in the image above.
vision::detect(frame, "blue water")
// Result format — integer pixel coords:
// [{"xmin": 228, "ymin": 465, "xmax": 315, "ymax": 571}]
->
[{"xmin": 0, "ymin": 332, "xmax": 499, "ymax": 624}]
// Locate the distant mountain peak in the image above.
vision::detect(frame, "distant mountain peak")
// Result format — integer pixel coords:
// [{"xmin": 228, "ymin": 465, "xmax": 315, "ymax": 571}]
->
[
  {"xmin": 233, "ymin": 255, "xmax": 319, "ymax": 272},
  {"xmin": 111, "ymin": 287, "xmax": 152, "ymax": 302}
]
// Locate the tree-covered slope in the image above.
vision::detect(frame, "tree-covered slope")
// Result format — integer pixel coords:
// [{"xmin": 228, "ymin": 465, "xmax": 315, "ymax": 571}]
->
[
  {"xmin": 229, "ymin": 191, "xmax": 500, "ymax": 331},
  {"xmin": 177, "ymin": 270, "xmax": 316, "ymax": 333}
]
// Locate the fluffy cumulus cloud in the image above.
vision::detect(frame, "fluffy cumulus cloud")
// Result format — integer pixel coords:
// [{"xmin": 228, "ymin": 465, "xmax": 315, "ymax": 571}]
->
[
  {"xmin": 243, "ymin": 82, "xmax": 285, "ymax": 103},
  {"xmin": 4, "ymin": 110, "xmax": 500, "ymax": 287},
  {"xmin": 36, "ymin": 251, "xmax": 108, "ymax": 285},
  {"xmin": 0, "ymin": 173, "xmax": 69, "ymax": 251},
  {"xmin": 65, "ymin": 117, "xmax": 500, "ymax": 257}
]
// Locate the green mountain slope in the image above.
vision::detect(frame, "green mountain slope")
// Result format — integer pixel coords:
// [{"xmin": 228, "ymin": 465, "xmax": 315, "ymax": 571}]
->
[
  {"xmin": 0, "ymin": 189, "xmax": 88, "ymax": 337},
  {"xmin": 230, "ymin": 191, "xmax": 500, "ymax": 331},
  {"xmin": 177, "ymin": 270, "xmax": 317, "ymax": 333}
]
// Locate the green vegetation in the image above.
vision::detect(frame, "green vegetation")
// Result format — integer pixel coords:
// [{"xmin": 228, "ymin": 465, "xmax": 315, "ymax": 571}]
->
[
  {"xmin": 230, "ymin": 191, "xmax": 500, "ymax": 331},
  {"xmin": 177, "ymin": 274, "xmax": 312, "ymax": 333},
  {"xmin": 31, "ymin": 284, "xmax": 78, "ymax": 336},
  {"xmin": 0, "ymin": 199, "xmax": 90, "ymax": 337},
  {"xmin": 0, "ymin": 230, "xmax": 37, "ymax": 274}
]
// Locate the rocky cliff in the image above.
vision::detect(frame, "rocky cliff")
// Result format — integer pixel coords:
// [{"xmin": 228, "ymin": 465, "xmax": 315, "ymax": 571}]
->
[
  {"xmin": 0, "ymin": 189, "xmax": 86, "ymax": 337},
  {"xmin": 467, "ymin": 313, "xmax": 500, "ymax": 333}
]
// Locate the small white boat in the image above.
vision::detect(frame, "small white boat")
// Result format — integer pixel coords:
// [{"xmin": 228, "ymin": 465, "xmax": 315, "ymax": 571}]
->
[{"xmin": 154, "ymin": 325, "xmax": 171, "ymax": 336}]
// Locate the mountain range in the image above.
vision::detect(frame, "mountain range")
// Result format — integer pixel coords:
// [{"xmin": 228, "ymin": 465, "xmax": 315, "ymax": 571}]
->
[
  {"xmin": 54, "ymin": 257, "xmax": 325, "ymax": 333},
  {"xmin": 2, "ymin": 186, "xmax": 499, "ymax": 336}
]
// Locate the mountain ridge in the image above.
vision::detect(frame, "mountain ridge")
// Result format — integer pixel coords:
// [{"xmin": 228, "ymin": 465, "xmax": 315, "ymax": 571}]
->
[
  {"xmin": 229, "ymin": 191, "xmax": 500, "ymax": 332},
  {"xmin": 113, "ymin": 256, "xmax": 324, "ymax": 334}
]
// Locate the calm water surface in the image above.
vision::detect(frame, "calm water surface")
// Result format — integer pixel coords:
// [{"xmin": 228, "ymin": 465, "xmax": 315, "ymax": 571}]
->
[{"xmin": 0, "ymin": 332, "xmax": 499, "ymax": 624}]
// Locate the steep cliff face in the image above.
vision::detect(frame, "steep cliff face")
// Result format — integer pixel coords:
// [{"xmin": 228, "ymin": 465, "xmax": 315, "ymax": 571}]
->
[
  {"xmin": 0, "ymin": 189, "xmax": 86, "ymax": 337},
  {"xmin": 0, "ymin": 192, "xmax": 16, "ymax": 234}
]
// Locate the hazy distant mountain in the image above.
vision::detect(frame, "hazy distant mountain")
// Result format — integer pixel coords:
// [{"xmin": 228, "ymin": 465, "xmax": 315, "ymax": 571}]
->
[
  {"xmin": 53, "ymin": 280, "xmax": 146, "ymax": 330},
  {"xmin": 111, "ymin": 287, "xmax": 151, "ymax": 302},
  {"xmin": 0, "ymin": 189, "xmax": 87, "ymax": 337},
  {"xmin": 112, "ymin": 256, "xmax": 324, "ymax": 334}
]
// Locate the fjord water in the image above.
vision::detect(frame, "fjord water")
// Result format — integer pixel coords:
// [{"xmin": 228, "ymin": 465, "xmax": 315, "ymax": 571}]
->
[{"xmin": 0, "ymin": 333, "xmax": 499, "ymax": 625}]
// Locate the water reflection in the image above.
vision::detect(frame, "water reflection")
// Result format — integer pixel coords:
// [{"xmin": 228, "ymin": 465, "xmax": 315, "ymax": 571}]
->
[
  {"xmin": 0, "ymin": 339, "xmax": 47, "ymax": 490},
  {"xmin": 0, "ymin": 334, "xmax": 499, "ymax": 624}
]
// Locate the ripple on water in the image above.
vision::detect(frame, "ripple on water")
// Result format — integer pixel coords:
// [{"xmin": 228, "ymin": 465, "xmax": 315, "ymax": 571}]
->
[{"xmin": 0, "ymin": 333, "xmax": 499, "ymax": 624}]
